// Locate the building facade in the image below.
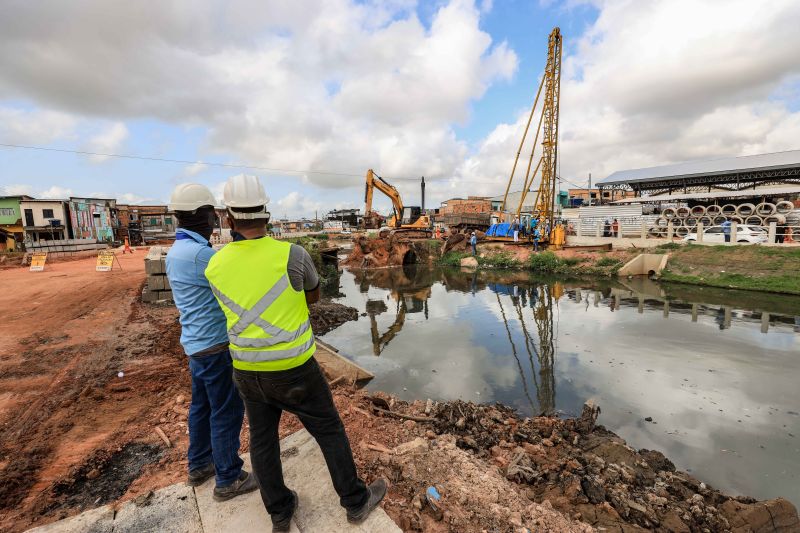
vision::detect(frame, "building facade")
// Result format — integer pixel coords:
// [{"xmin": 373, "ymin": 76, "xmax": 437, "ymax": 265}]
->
[
  {"xmin": 19, "ymin": 199, "xmax": 71, "ymax": 243},
  {"xmin": 0, "ymin": 195, "xmax": 32, "ymax": 251},
  {"xmin": 69, "ymin": 197, "xmax": 118, "ymax": 242},
  {"xmin": 439, "ymin": 196, "xmax": 491, "ymax": 215}
]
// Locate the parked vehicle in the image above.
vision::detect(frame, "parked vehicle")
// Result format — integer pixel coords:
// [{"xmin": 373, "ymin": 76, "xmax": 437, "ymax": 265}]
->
[{"xmin": 683, "ymin": 224, "xmax": 767, "ymax": 244}]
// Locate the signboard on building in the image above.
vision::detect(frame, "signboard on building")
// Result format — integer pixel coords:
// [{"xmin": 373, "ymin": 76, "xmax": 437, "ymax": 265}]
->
[
  {"xmin": 29, "ymin": 252, "xmax": 47, "ymax": 272},
  {"xmin": 96, "ymin": 250, "xmax": 116, "ymax": 271}
]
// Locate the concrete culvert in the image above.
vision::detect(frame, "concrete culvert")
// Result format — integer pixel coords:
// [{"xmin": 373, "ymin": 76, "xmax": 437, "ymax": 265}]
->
[
  {"xmin": 745, "ymin": 215, "xmax": 763, "ymax": 226},
  {"xmin": 776, "ymin": 200, "xmax": 794, "ymax": 215},
  {"xmin": 737, "ymin": 203, "xmax": 756, "ymax": 216},
  {"xmin": 721, "ymin": 204, "xmax": 737, "ymax": 216},
  {"xmin": 713, "ymin": 216, "xmax": 727, "ymax": 225},
  {"xmin": 675, "ymin": 226, "xmax": 689, "ymax": 237},
  {"xmin": 730, "ymin": 215, "xmax": 744, "ymax": 224},
  {"xmin": 402, "ymin": 250, "xmax": 417, "ymax": 265},
  {"xmin": 690, "ymin": 205, "xmax": 706, "ymax": 217},
  {"xmin": 756, "ymin": 202, "xmax": 776, "ymax": 216},
  {"xmin": 685, "ymin": 217, "xmax": 698, "ymax": 228},
  {"xmin": 706, "ymin": 204, "xmax": 722, "ymax": 216},
  {"xmin": 663, "ymin": 207, "xmax": 677, "ymax": 219},
  {"xmin": 648, "ymin": 227, "xmax": 663, "ymax": 238},
  {"xmin": 765, "ymin": 214, "xmax": 786, "ymax": 224},
  {"xmin": 699, "ymin": 216, "xmax": 713, "ymax": 227},
  {"xmin": 655, "ymin": 217, "xmax": 668, "ymax": 228},
  {"xmin": 676, "ymin": 206, "xmax": 691, "ymax": 218}
]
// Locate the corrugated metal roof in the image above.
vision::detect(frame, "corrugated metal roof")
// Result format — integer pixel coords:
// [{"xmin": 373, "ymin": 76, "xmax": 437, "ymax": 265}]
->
[
  {"xmin": 599, "ymin": 150, "xmax": 800, "ymax": 185},
  {"xmin": 611, "ymin": 185, "xmax": 800, "ymax": 203}
]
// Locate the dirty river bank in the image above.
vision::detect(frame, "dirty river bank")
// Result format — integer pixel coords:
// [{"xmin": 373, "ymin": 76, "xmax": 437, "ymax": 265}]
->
[{"xmin": 321, "ymin": 265, "xmax": 800, "ymax": 509}]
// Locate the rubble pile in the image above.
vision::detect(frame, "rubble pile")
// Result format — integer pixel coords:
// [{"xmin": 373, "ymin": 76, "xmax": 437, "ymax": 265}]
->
[
  {"xmin": 356, "ymin": 395, "xmax": 799, "ymax": 533},
  {"xmin": 345, "ymin": 233, "xmax": 437, "ymax": 269}
]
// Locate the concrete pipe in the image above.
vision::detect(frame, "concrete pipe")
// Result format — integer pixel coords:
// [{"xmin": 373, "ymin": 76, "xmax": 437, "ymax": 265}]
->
[
  {"xmin": 675, "ymin": 226, "xmax": 689, "ymax": 237},
  {"xmin": 706, "ymin": 204, "xmax": 722, "ymax": 216},
  {"xmin": 721, "ymin": 204, "xmax": 737, "ymax": 216},
  {"xmin": 730, "ymin": 215, "xmax": 744, "ymax": 224},
  {"xmin": 699, "ymin": 216, "xmax": 713, "ymax": 227},
  {"xmin": 764, "ymin": 214, "xmax": 786, "ymax": 225},
  {"xmin": 713, "ymin": 216, "xmax": 727, "ymax": 226},
  {"xmin": 648, "ymin": 227, "xmax": 664, "ymax": 238},
  {"xmin": 655, "ymin": 216, "xmax": 668, "ymax": 228},
  {"xmin": 676, "ymin": 206, "xmax": 691, "ymax": 218},
  {"xmin": 737, "ymin": 203, "xmax": 756, "ymax": 216},
  {"xmin": 684, "ymin": 217, "xmax": 698, "ymax": 228},
  {"xmin": 663, "ymin": 207, "xmax": 677, "ymax": 219},
  {"xmin": 775, "ymin": 200, "xmax": 794, "ymax": 214},
  {"xmin": 755, "ymin": 202, "xmax": 776, "ymax": 216},
  {"xmin": 745, "ymin": 215, "xmax": 763, "ymax": 226},
  {"xmin": 689, "ymin": 205, "xmax": 706, "ymax": 217}
]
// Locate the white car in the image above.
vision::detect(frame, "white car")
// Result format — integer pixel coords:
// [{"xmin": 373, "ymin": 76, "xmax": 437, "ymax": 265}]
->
[{"xmin": 683, "ymin": 224, "xmax": 767, "ymax": 244}]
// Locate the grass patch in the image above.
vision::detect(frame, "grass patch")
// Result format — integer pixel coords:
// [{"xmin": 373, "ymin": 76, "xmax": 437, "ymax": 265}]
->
[
  {"xmin": 595, "ymin": 256, "xmax": 623, "ymax": 268},
  {"xmin": 478, "ymin": 252, "xmax": 520, "ymax": 269},
  {"xmin": 438, "ymin": 251, "xmax": 471, "ymax": 267}
]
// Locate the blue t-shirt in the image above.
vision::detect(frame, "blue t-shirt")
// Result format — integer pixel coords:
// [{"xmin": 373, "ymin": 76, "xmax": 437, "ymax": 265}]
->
[{"xmin": 166, "ymin": 229, "xmax": 229, "ymax": 355}]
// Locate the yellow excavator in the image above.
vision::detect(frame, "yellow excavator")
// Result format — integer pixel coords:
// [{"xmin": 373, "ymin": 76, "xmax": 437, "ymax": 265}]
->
[
  {"xmin": 363, "ymin": 169, "xmax": 431, "ymax": 237},
  {"xmin": 488, "ymin": 27, "xmax": 565, "ymax": 249}
]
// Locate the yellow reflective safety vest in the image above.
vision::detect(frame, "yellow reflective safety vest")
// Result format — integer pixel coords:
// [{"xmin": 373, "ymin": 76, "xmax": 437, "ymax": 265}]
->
[{"xmin": 205, "ymin": 237, "xmax": 316, "ymax": 371}]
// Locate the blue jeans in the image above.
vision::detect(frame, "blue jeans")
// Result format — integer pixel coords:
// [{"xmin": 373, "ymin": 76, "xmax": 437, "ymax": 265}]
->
[{"xmin": 188, "ymin": 348, "xmax": 245, "ymax": 487}]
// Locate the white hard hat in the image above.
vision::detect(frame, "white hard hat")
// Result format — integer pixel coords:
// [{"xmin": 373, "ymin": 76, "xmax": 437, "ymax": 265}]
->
[
  {"xmin": 223, "ymin": 174, "xmax": 271, "ymax": 219},
  {"xmin": 169, "ymin": 183, "xmax": 217, "ymax": 212}
]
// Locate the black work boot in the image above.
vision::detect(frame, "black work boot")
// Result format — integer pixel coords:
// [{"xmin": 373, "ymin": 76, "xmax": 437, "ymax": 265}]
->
[
  {"xmin": 187, "ymin": 463, "xmax": 215, "ymax": 487},
  {"xmin": 271, "ymin": 490, "xmax": 298, "ymax": 533},
  {"xmin": 346, "ymin": 479, "xmax": 387, "ymax": 524},
  {"xmin": 213, "ymin": 470, "xmax": 259, "ymax": 502}
]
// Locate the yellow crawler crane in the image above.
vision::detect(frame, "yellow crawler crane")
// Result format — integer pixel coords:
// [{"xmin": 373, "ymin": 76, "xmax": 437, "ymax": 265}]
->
[{"xmin": 492, "ymin": 27, "xmax": 565, "ymax": 248}]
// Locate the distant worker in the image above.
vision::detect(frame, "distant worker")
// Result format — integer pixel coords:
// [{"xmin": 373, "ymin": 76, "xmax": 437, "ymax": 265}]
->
[
  {"xmin": 721, "ymin": 219, "xmax": 732, "ymax": 243},
  {"xmin": 776, "ymin": 222, "xmax": 787, "ymax": 244},
  {"xmin": 611, "ymin": 218, "xmax": 620, "ymax": 237},
  {"xmin": 603, "ymin": 218, "xmax": 611, "ymax": 237},
  {"xmin": 533, "ymin": 226, "xmax": 541, "ymax": 252},
  {"xmin": 204, "ymin": 175, "xmax": 386, "ymax": 531},
  {"xmin": 165, "ymin": 184, "xmax": 257, "ymax": 501},
  {"xmin": 470, "ymin": 231, "xmax": 477, "ymax": 256},
  {"xmin": 530, "ymin": 217, "xmax": 538, "ymax": 235},
  {"xmin": 512, "ymin": 218, "xmax": 520, "ymax": 242}
]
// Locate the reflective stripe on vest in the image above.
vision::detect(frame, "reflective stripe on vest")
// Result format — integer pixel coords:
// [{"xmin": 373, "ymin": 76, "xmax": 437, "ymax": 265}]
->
[{"xmin": 210, "ymin": 275, "xmax": 314, "ymax": 350}]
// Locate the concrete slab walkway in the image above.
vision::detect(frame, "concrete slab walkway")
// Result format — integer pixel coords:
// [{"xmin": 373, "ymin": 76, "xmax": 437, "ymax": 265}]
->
[{"xmin": 27, "ymin": 430, "xmax": 400, "ymax": 533}]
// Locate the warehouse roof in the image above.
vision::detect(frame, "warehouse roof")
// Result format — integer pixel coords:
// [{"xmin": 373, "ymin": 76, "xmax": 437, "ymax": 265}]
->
[
  {"xmin": 599, "ymin": 150, "xmax": 800, "ymax": 186},
  {"xmin": 611, "ymin": 185, "xmax": 800, "ymax": 203}
]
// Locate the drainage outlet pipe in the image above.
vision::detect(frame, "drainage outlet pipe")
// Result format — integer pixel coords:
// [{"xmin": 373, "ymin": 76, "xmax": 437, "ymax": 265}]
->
[
  {"xmin": 756, "ymin": 202, "xmax": 776, "ymax": 216},
  {"xmin": 775, "ymin": 201, "xmax": 794, "ymax": 215},
  {"xmin": 689, "ymin": 205, "xmax": 706, "ymax": 217},
  {"xmin": 705, "ymin": 204, "xmax": 722, "ymax": 216},
  {"xmin": 721, "ymin": 204, "xmax": 738, "ymax": 216},
  {"xmin": 745, "ymin": 215, "xmax": 763, "ymax": 226},
  {"xmin": 662, "ymin": 207, "xmax": 677, "ymax": 219},
  {"xmin": 737, "ymin": 203, "xmax": 756, "ymax": 216},
  {"xmin": 676, "ymin": 206, "xmax": 691, "ymax": 218},
  {"xmin": 684, "ymin": 217, "xmax": 698, "ymax": 228}
]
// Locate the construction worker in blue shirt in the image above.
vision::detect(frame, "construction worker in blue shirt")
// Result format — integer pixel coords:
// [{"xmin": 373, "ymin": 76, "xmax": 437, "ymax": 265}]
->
[
  {"xmin": 204, "ymin": 174, "xmax": 386, "ymax": 532},
  {"xmin": 165, "ymin": 184, "xmax": 258, "ymax": 501}
]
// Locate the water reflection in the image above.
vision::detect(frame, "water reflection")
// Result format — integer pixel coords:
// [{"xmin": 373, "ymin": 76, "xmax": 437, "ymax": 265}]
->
[{"xmin": 323, "ymin": 266, "xmax": 800, "ymax": 505}]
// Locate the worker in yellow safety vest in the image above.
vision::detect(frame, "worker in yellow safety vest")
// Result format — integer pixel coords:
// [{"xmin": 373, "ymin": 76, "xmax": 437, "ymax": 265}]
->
[{"xmin": 205, "ymin": 174, "xmax": 386, "ymax": 532}]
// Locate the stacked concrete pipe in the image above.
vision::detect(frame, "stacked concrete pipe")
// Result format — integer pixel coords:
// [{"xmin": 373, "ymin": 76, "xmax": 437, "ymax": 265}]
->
[
  {"xmin": 736, "ymin": 203, "xmax": 756, "ymax": 216},
  {"xmin": 689, "ymin": 205, "xmax": 706, "ymax": 217},
  {"xmin": 756, "ymin": 202, "xmax": 776, "ymax": 216}
]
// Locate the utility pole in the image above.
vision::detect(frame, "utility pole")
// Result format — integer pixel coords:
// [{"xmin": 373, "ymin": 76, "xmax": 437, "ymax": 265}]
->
[{"xmin": 587, "ymin": 172, "xmax": 592, "ymax": 206}]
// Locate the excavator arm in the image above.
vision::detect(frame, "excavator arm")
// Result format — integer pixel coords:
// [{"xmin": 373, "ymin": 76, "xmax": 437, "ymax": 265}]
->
[{"xmin": 365, "ymin": 169, "xmax": 405, "ymax": 228}]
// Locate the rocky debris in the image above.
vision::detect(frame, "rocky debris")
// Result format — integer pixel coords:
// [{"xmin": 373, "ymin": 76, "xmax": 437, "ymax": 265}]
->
[
  {"xmin": 460, "ymin": 256, "xmax": 478, "ymax": 269},
  {"xmin": 308, "ymin": 299, "xmax": 358, "ymax": 335},
  {"xmin": 345, "ymin": 234, "xmax": 436, "ymax": 269},
  {"xmin": 442, "ymin": 231, "xmax": 486, "ymax": 255},
  {"xmin": 358, "ymin": 397, "xmax": 800, "ymax": 533}
]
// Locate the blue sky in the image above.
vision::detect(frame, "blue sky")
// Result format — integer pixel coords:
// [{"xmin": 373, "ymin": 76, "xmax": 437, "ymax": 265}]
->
[{"xmin": 1, "ymin": 0, "xmax": 799, "ymax": 217}]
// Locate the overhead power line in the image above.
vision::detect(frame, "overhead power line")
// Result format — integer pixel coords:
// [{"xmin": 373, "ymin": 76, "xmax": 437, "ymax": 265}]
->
[{"xmin": 0, "ymin": 142, "xmax": 504, "ymax": 186}]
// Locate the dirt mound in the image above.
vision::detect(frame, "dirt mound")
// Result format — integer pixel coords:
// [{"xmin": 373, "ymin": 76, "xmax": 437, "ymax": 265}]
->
[
  {"xmin": 309, "ymin": 299, "xmax": 358, "ymax": 336},
  {"xmin": 345, "ymin": 234, "xmax": 437, "ymax": 269}
]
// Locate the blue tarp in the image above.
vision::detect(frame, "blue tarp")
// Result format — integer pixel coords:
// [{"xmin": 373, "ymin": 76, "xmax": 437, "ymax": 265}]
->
[{"xmin": 486, "ymin": 223, "xmax": 514, "ymax": 237}]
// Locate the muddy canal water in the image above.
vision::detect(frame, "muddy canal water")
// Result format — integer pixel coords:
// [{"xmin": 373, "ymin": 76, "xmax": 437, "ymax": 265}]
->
[{"xmin": 321, "ymin": 265, "xmax": 800, "ymax": 506}]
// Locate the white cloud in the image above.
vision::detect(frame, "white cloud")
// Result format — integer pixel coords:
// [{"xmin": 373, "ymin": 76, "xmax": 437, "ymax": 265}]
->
[
  {"xmin": 3, "ymin": 184, "xmax": 35, "ymax": 196},
  {"xmin": 0, "ymin": 107, "xmax": 77, "ymax": 144},
  {"xmin": 184, "ymin": 161, "xmax": 208, "ymax": 176},
  {"xmin": 39, "ymin": 185, "xmax": 73, "ymax": 199},
  {"xmin": 471, "ymin": 0, "xmax": 800, "ymax": 190},
  {"xmin": 275, "ymin": 191, "xmax": 323, "ymax": 219},
  {"xmin": 86, "ymin": 122, "xmax": 128, "ymax": 163},
  {"xmin": 0, "ymin": 0, "xmax": 516, "ymax": 190}
]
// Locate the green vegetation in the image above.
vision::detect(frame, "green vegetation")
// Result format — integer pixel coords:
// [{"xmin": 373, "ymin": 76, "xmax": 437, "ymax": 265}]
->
[
  {"xmin": 478, "ymin": 251, "xmax": 520, "ymax": 269},
  {"xmin": 438, "ymin": 251, "xmax": 471, "ymax": 267},
  {"xmin": 287, "ymin": 236, "xmax": 340, "ymax": 296},
  {"xmin": 659, "ymin": 244, "xmax": 800, "ymax": 295}
]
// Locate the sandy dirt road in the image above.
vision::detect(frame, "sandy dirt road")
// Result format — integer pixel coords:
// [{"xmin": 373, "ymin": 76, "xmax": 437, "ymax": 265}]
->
[{"xmin": 0, "ymin": 252, "xmax": 195, "ymax": 532}]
